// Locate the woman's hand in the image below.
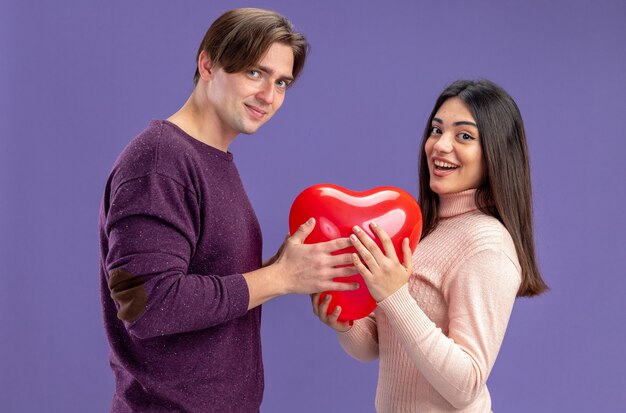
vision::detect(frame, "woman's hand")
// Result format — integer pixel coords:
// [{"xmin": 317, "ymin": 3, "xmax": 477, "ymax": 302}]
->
[
  {"xmin": 311, "ymin": 293, "xmax": 353, "ymax": 332},
  {"xmin": 350, "ymin": 221, "xmax": 412, "ymax": 302}
]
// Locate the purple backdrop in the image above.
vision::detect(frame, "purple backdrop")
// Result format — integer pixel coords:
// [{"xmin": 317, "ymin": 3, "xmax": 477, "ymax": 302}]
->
[{"xmin": 1, "ymin": 1, "xmax": 625, "ymax": 412}]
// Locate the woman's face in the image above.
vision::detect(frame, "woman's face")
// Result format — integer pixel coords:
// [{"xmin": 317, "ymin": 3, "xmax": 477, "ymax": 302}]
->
[{"xmin": 425, "ymin": 97, "xmax": 485, "ymax": 195}]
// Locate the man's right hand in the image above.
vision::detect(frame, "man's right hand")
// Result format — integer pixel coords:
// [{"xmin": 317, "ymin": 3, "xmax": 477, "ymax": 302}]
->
[
  {"xmin": 243, "ymin": 218, "xmax": 359, "ymax": 310},
  {"xmin": 273, "ymin": 217, "xmax": 359, "ymax": 294}
]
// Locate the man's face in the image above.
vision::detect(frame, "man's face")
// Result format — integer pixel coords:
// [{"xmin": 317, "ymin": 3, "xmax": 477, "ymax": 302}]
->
[{"xmin": 205, "ymin": 42, "xmax": 295, "ymax": 136}]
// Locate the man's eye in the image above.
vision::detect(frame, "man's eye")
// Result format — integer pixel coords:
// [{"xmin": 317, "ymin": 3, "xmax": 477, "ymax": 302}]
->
[
  {"xmin": 249, "ymin": 70, "xmax": 261, "ymax": 78},
  {"xmin": 276, "ymin": 80, "xmax": 287, "ymax": 88}
]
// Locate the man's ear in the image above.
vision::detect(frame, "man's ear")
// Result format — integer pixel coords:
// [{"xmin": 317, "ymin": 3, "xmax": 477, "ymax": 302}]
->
[{"xmin": 197, "ymin": 50, "xmax": 214, "ymax": 81}]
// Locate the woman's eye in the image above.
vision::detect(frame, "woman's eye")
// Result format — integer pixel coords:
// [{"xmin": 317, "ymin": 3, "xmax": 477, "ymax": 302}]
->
[
  {"xmin": 430, "ymin": 126, "xmax": 442, "ymax": 135},
  {"xmin": 458, "ymin": 132, "xmax": 475, "ymax": 141}
]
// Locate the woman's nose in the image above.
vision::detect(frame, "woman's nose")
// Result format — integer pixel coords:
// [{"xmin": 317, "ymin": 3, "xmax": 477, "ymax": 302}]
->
[{"xmin": 433, "ymin": 133, "xmax": 453, "ymax": 153}]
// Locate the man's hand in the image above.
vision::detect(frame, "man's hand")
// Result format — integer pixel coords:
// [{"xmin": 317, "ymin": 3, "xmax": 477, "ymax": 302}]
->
[
  {"xmin": 273, "ymin": 218, "xmax": 359, "ymax": 294},
  {"xmin": 262, "ymin": 234, "xmax": 288, "ymax": 267},
  {"xmin": 243, "ymin": 218, "xmax": 359, "ymax": 310}
]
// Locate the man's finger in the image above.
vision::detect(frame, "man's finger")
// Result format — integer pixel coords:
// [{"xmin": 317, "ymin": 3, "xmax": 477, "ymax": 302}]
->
[
  {"xmin": 320, "ymin": 237, "xmax": 352, "ymax": 252},
  {"xmin": 324, "ymin": 280, "xmax": 360, "ymax": 292},
  {"xmin": 328, "ymin": 266, "xmax": 359, "ymax": 278},
  {"xmin": 290, "ymin": 217, "xmax": 315, "ymax": 244},
  {"xmin": 327, "ymin": 252, "xmax": 354, "ymax": 268}
]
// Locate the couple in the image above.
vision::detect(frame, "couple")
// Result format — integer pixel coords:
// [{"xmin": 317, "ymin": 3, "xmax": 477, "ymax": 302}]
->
[{"xmin": 99, "ymin": 8, "xmax": 547, "ymax": 413}]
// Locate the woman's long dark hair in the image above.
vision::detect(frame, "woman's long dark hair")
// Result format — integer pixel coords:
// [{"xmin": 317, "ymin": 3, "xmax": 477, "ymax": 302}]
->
[{"xmin": 418, "ymin": 79, "xmax": 547, "ymax": 297}]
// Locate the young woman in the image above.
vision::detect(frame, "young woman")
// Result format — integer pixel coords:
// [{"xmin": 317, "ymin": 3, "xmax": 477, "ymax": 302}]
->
[{"xmin": 312, "ymin": 79, "xmax": 548, "ymax": 412}]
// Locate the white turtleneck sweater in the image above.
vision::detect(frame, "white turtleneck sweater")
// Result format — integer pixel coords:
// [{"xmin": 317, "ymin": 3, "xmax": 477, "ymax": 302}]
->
[{"xmin": 338, "ymin": 189, "xmax": 521, "ymax": 412}]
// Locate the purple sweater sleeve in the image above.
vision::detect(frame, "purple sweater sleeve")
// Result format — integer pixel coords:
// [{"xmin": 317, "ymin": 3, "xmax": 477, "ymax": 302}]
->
[{"xmin": 104, "ymin": 173, "xmax": 250, "ymax": 339}]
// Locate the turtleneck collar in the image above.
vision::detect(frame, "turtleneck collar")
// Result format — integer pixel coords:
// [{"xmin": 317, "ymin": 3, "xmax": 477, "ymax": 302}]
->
[{"xmin": 438, "ymin": 189, "xmax": 478, "ymax": 218}]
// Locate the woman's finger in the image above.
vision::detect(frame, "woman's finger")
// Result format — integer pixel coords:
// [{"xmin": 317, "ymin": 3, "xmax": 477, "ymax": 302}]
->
[
  {"xmin": 353, "ymin": 225, "xmax": 387, "ymax": 264},
  {"xmin": 312, "ymin": 294, "xmax": 352, "ymax": 332},
  {"xmin": 370, "ymin": 221, "xmax": 398, "ymax": 260},
  {"xmin": 311, "ymin": 293, "xmax": 321, "ymax": 317},
  {"xmin": 328, "ymin": 304, "xmax": 342, "ymax": 323},
  {"xmin": 402, "ymin": 237, "xmax": 412, "ymax": 272},
  {"xmin": 351, "ymin": 252, "xmax": 372, "ymax": 280},
  {"xmin": 350, "ymin": 232, "xmax": 378, "ymax": 270},
  {"xmin": 318, "ymin": 293, "xmax": 332, "ymax": 321},
  {"xmin": 328, "ymin": 306, "xmax": 353, "ymax": 331}
]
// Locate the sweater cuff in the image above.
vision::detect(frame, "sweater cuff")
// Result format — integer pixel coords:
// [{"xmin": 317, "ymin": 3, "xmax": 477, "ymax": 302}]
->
[
  {"xmin": 221, "ymin": 273, "xmax": 251, "ymax": 319},
  {"xmin": 377, "ymin": 284, "xmax": 435, "ymax": 338},
  {"xmin": 337, "ymin": 320, "xmax": 367, "ymax": 344}
]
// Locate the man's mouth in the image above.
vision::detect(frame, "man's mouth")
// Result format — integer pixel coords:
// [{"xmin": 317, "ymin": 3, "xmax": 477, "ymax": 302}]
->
[{"xmin": 245, "ymin": 104, "xmax": 267, "ymax": 119}]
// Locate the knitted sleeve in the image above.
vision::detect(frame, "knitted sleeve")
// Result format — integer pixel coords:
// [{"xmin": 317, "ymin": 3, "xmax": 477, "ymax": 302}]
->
[
  {"xmin": 377, "ymin": 247, "xmax": 520, "ymax": 409},
  {"xmin": 337, "ymin": 313, "xmax": 379, "ymax": 361},
  {"xmin": 103, "ymin": 173, "xmax": 250, "ymax": 340}
]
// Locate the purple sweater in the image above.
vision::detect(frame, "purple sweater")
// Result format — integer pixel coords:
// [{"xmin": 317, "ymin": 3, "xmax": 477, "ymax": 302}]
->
[{"xmin": 99, "ymin": 120, "xmax": 263, "ymax": 412}]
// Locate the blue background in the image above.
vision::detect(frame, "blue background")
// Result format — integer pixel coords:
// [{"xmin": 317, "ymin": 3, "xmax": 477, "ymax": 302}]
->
[{"xmin": 1, "ymin": 1, "xmax": 625, "ymax": 411}]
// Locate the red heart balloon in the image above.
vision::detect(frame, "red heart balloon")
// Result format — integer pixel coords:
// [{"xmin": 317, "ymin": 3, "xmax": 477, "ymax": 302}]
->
[{"xmin": 289, "ymin": 184, "xmax": 422, "ymax": 321}]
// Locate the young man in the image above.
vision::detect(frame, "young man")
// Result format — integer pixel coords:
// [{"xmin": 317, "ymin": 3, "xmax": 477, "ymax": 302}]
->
[{"xmin": 99, "ymin": 8, "xmax": 356, "ymax": 412}]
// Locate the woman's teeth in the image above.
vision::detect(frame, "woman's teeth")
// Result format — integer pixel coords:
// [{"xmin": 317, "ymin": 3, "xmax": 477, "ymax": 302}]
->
[{"xmin": 434, "ymin": 160, "xmax": 458, "ymax": 170}]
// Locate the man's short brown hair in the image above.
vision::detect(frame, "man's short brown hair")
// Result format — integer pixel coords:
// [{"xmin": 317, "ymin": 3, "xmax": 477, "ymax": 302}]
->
[{"xmin": 193, "ymin": 8, "xmax": 309, "ymax": 85}]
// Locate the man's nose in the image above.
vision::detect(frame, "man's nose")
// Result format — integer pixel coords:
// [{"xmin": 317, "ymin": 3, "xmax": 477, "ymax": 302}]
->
[{"xmin": 256, "ymin": 80, "xmax": 274, "ymax": 105}]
